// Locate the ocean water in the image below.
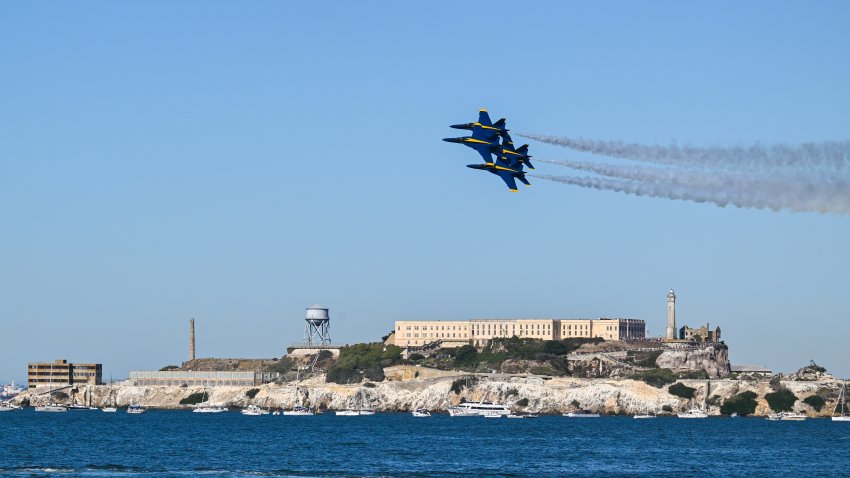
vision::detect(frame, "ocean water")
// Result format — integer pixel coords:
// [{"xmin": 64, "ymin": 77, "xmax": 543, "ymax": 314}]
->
[{"xmin": 1, "ymin": 410, "xmax": 848, "ymax": 477}]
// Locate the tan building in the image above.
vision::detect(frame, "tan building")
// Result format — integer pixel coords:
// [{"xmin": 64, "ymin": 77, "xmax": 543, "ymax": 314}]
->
[
  {"xmin": 128, "ymin": 370, "xmax": 279, "ymax": 387},
  {"xmin": 679, "ymin": 323, "xmax": 721, "ymax": 342},
  {"xmin": 393, "ymin": 318, "xmax": 645, "ymax": 348},
  {"xmin": 27, "ymin": 359, "xmax": 102, "ymax": 389}
]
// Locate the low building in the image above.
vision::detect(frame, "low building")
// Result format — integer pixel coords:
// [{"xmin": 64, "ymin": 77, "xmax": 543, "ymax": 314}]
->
[
  {"xmin": 679, "ymin": 323, "xmax": 721, "ymax": 342},
  {"xmin": 128, "ymin": 370, "xmax": 280, "ymax": 387},
  {"xmin": 27, "ymin": 359, "xmax": 102, "ymax": 389},
  {"xmin": 393, "ymin": 318, "xmax": 646, "ymax": 348},
  {"xmin": 731, "ymin": 364, "xmax": 772, "ymax": 377}
]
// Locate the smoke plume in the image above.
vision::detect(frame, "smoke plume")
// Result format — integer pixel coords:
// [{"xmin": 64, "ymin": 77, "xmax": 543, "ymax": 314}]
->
[
  {"xmin": 521, "ymin": 134, "xmax": 850, "ymax": 171},
  {"xmin": 532, "ymin": 173, "xmax": 850, "ymax": 214}
]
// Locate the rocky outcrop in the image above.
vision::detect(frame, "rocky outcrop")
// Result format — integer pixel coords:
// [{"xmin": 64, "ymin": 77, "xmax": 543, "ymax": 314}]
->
[
  {"xmin": 13, "ymin": 370, "xmax": 842, "ymax": 417},
  {"xmin": 656, "ymin": 344, "xmax": 730, "ymax": 378}
]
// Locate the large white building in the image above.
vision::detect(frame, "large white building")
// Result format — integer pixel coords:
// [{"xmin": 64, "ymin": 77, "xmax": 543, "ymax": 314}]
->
[{"xmin": 391, "ymin": 318, "xmax": 646, "ymax": 348}]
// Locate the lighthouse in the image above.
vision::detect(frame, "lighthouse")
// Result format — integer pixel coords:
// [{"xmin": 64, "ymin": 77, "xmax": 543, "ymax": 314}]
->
[{"xmin": 665, "ymin": 289, "xmax": 677, "ymax": 340}]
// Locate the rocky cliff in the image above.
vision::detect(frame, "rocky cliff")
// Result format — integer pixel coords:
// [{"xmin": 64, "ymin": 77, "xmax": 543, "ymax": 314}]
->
[
  {"xmin": 655, "ymin": 344, "xmax": 730, "ymax": 378},
  {"xmin": 14, "ymin": 367, "xmax": 841, "ymax": 417}
]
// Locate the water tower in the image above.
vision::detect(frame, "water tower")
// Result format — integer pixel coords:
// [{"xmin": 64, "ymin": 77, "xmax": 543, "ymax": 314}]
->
[{"xmin": 304, "ymin": 304, "xmax": 331, "ymax": 346}]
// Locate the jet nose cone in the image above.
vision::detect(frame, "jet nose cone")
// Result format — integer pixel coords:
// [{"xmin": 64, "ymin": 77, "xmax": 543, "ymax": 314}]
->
[
  {"xmin": 450, "ymin": 123, "xmax": 469, "ymax": 130},
  {"xmin": 443, "ymin": 137, "xmax": 463, "ymax": 143}
]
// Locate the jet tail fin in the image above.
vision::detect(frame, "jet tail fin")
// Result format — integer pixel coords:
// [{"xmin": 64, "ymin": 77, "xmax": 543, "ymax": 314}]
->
[
  {"xmin": 517, "ymin": 174, "xmax": 531, "ymax": 186},
  {"xmin": 493, "ymin": 118, "xmax": 507, "ymax": 131}
]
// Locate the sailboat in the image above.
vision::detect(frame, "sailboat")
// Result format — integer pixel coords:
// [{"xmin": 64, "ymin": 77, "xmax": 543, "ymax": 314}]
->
[
  {"xmin": 193, "ymin": 384, "xmax": 228, "ymax": 413},
  {"xmin": 832, "ymin": 381, "xmax": 850, "ymax": 422}
]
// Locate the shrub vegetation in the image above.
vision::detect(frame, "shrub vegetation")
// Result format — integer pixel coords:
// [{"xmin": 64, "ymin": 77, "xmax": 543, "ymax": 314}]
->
[
  {"xmin": 765, "ymin": 388, "xmax": 798, "ymax": 412},
  {"xmin": 720, "ymin": 391, "xmax": 758, "ymax": 416},
  {"xmin": 630, "ymin": 369, "xmax": 678, "ymax": 388},
  {"xmin": 180, "ymin": 392, "xmax": 206, "ymax": 405},
  {"xmin": 668, "ymin": 382, "xmax": 697, "ymax": 399},
  {"xmin": 245, "ymin": 388, "xmax": 260, "ymax": 399},
  {"xmin": 325, "ymin": 343, "xmax": 402, "ymax": 384},
  {"xmin": 803, "ymin": 394, "xmax": 826, "ymax": 412}
]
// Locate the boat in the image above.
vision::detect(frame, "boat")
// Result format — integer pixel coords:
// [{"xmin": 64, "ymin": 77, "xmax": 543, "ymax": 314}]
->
[
  {"xmin": 448, "ymin": 401, "xmax": 510, "ymax": 417},
  {"xmin": 272, "ymin": 410, "xmax": 281, "ymax": 416},
  {"xmin": 1, "ymin": 382, "xmax": 23, "ymax": 398},
  {"xmin": 0, "ymin": 401, "xmax": 21, "ymax": 412},
  {"xmin": 336, "ymin": 410, "xmax": 360, "ymax": 416},
  {"xmin": 101, "ymin": 407, "xmax": 118, "ymax": 413},
  {"xmin": 241, "ymin": 404, "xmax": 269, "ymax": 416},
  {"xmin": 564, "ymin": 410, "xmax": 601, "ymax": 418},
  {"xmin": 412, "ymin": 409, "xmax": 431, "ymax": 417},
  {"xmin": 193, "ymin": 404, "xmax": 228, "ymax": 413},
  {"xmin": 68, "ymin": 404, "xmax": 96, "ymax": 410},
  {"xmin": 483, "ymin": 412, "xmax": 502, "ymax": 418},
  {"xmin": 35, "ymin": 403, "xmax": 68, "ymax": 413},
  {"xmin": 283, "ymin": 405, "xmax": 315, "ymax": 416},
  {"xmin": 678, "ymin": 407, "xmax": 708, "ymax": 419},
  {"xmin": 633, "ymin": 414, "xmax": 656, "ymax": 419},
  {"xmin": 730, "ymin": 413, "xmax": 739, "ymax": 418},
  {"xmin": 832, "ymin": 381, "xmax": 850, "ymax": 422},
  {"xmin": 767, "ymin": 411, "xmax": 807, "ymax": 421},
  {"xmin": 357, "ymin": 409, "xmax": 376, "ymax": 416},
  {"xmin": 506, "ymin": 414, "xmax": 525, "ymax": 419},
  {"xmin": 127, "ymin": 405, "xmax": 146, "ymax": 414}
]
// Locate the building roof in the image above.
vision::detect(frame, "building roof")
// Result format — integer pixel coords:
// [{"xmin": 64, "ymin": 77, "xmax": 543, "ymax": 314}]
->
[{"xmin": 731, "ymin": 364, "xmax": 772, "ymax": 373}]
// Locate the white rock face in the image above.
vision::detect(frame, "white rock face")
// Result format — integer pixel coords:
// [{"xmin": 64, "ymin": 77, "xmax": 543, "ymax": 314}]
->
[
  {"xmin": 15, "ymin": 370, "xmax": 840, "ymax": 417},
  {"xmin": 656, "ymin": 345, "xmax": 730, "ymax": 378}
]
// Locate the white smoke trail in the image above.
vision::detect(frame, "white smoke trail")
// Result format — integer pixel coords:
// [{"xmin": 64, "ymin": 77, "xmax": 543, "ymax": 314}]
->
[
  {"xmin": 532, "ymin": 171, "xmax": 850, "ymax": 214},
  {"xmin": 520, "ymin": 134, "xmax": 850, "ymax": 171}
]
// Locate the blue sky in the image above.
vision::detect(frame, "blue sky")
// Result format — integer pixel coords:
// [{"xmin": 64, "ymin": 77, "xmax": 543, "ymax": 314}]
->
[{"xmin": 2, "ymin": 2, "xmax": 849, "ymax": 382}]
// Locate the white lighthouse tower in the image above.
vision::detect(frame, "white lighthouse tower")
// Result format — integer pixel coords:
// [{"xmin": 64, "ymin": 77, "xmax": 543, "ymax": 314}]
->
[{"xmin": 665, "ymin": 289, "xmax": 677, "ymax": 340}]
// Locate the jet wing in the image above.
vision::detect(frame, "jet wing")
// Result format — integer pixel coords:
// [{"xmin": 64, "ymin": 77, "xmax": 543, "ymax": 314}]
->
[{"xmin": 496, "ymin": 171, "xmax": 519, "ymax": 192}]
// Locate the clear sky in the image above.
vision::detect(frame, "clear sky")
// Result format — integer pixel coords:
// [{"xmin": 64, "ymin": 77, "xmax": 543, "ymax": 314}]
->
[{"xmin": 2, "ymin": 2, "xmax": 849, "ymax": 383}]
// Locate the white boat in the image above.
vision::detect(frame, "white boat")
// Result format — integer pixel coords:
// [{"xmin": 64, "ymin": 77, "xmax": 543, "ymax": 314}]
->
[
  {"xmin": 412, "ymin": 409, "xmax": 431, "ymax": 417},
  {"xmin": 241, "ymin": 404, "xmax": 269, "ymax": 416},
  {"xmin": 0, "ymin": 402, "xmax": 21, "ymax": 412},
  {"xmin": 336, "ymin": 410, "xmax": 360, "ymax": 416},
  {"xmin": 272, "ymin": 410, "xmax": 281, "ymax": 416},
  {"xmin": 483, "ymin": 412, "xmax": 502, "ymax": 418},
  {"xmin": 633, "ymin": 414, "xmax": 656, "ymax": 419},
  {"xmin": 357, "ymin": 409, "xmax": 376, "ymax": 416},
  {"xmin": 2, "ymin": 382, "xmax": 23, "ymax": 398},
  {"xmin": 193, "ymin": 405, "xmax": 228, "ymax": 413},
  {"xmin": 448, "ymin": 401, "xmax": 510, "ymax": 416},
  {"xmin": 678, "ymin": 407, "xmax": 708, "ymax": 419},
  {"xmin": 101, "ymin": 407, "xmax": 118, "ymax": 413},
  {"xmin": 36, "ymin": 403, "xmax": 68, "ymax": 413},
  {"xmin": 564, "ymin": 410, "xmax": 601, "ymax": 418},
  {"xmin": 127, "ymin": 405, "xmax": 146, "ymax": 414},
  {"xmin": 730, "ymin": 413, "xmax": 739, "ymax": 418},
  {"xmin": 832, "ymin": 381, "xmax": 850, "ymax": 422},
  {"xmin": 768, "ymin": 411, "xmax": 807, "ymax": 421},
  {"xmin": 283, "ymin": 405, "xmax": 314, "ymax": 416},
  {"xmin": 506, "ymin": 414, "xmax": 524, "ymax": 419}
]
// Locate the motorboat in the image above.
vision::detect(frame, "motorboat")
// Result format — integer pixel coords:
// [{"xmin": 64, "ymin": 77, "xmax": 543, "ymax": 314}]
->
[
  {"xmin": 833, "ymin": 381, "xmax": 850, "ymax": 422},
  {"xmin": 101, "ymin": 407, "xmax": 118, "ymax": 413},
  {"xmin": 730, "ymin": 413, "xmax": 739, "ymax": 418},
  {"xmin": 283, "ymin": 405, "xmax": 314, "ymax": 416},
  {"xmin": 36, "ymin": 403, "xmax": 68, "ymax": 413},
  {"xmin": 127, "ymin": 405, "xmax": 146, "ymax": 414},
  {"xmin": 767, "ymin": 411, "xmax": 807, "ymax": 421},
  {"xmin": 506, "ymin": 414, "xmax": 524, "ymax": 419},
  {"xmin": 357, "ymin": 409, "xmax": 376, "ymax": 416},
  {"xmin": 678, "ymin": 407, "xmax": 708, "ymax": 419},
  {"xmin": 0, "ymin": 402, "xmax": 21, "ymax": 412},
  {"xmin": 412, "ymin": 409, "xmax": 431, "ymax": 417},
  {"xmin": 272, "ymin": 410, "xmax": 281, "ymax": 416},
  {"xmin": 564, "ymin": 410, "xmax": 601, "ymax": 418},
  {"xmin": 336, "ymin": 410, "xmax": 360, "ymax": 416},
  {"xmin": 193, "ymin": 405, "xmax": 228, "ymax": 413},
  {"xmin": 483, "ymin": 412, "xmax": 502, "ymax": 418},
  {"xmin": 633, "ymin": 414, "xmax": 656, "ymax": 419},
  {"xmin": 241, "ymin": 405, "xmax": 269, "ymax": 416},
  {"xmin": 448, "ymin": 401, "xmax": 510, "ymax": 416}
]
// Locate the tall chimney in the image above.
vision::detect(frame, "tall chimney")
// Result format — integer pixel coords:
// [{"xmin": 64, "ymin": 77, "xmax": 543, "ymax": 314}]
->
[{"xmin": 190, "ymin": 318, "xmax": 196, "ymax": 361}]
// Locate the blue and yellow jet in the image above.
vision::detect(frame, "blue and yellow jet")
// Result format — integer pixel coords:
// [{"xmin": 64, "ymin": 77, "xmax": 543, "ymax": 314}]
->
[
  {"xmin": 442, "ymin": 109, "xmax": 507, "ymax": 163},
  {"xmin": 496, "ymin": 131, "xmax": 534, "ymax": 170},
  {"xmin": 466, "ymin": 155, "xmax": 531, "ymax": 192}
]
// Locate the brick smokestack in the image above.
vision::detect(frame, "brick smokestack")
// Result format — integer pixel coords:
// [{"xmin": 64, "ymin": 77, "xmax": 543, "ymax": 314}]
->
[{"xmin": 190, "ymin": 318, "xmax": 196, "ymax": 361}]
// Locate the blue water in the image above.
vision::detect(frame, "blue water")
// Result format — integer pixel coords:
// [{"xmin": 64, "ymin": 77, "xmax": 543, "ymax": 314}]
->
[{"xmin": 1, "ymin": 410, "xmax": 848, "ymax": 477}]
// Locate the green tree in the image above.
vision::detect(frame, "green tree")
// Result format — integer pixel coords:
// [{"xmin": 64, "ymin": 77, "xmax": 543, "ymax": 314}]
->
[
  {"xmin": 765, "ymin": 388, "xmax": 798, "ymax": 412},
  {"xmin": 668, "ymin": 382, "xmax": 697, "ymax": 399},
  {"xmin": 803, "ymin": 394, "xmax": 825, "ymax": 412},
  {"xmin": 454, "ymin": 345, "xmax": 478, "ymax": 367},
  {"xmin": 719, "ymin": 391, "xmax": 758, "ymax": 416}
]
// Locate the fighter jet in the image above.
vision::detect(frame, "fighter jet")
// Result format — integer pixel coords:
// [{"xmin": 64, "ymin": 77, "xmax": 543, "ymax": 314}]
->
[
  {"xmin": 442, "ymin": 109, "xmax": 507, "ymax": 163},
  {"xmin": 466, "ymin": 155, "xmax": 531, "ymax": 192},
  {"xmin": 496, "ymin": 132, "xmax": 534, "ymax": 170}
]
